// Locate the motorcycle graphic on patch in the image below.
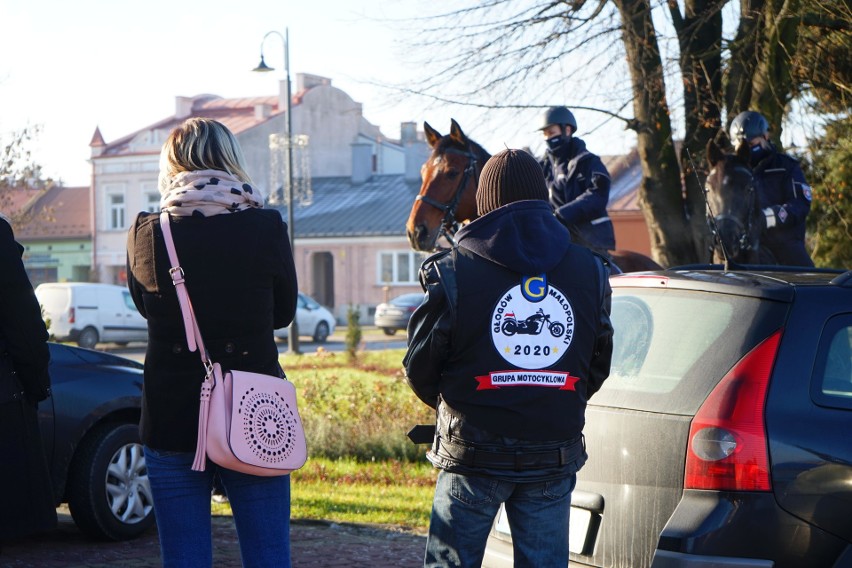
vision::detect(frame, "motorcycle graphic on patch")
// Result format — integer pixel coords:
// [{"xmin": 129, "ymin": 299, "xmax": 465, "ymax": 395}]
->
[
  {"xmin": 490, "ymin": 275, "xmax": 575, "ymax": 370},
  {"xmin": 501, "ymin": 308, "xmax": 565, "ymax": 338}
]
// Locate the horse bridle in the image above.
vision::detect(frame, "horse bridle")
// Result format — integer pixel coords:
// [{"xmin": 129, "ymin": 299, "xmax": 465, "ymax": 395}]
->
[
  {"xmin": 415, "ymin": 146, "xmax": 480, "ymax": 248},
  {"xmin": 707, "ymin": 162, "xmax": 757, "ymax": 259}
]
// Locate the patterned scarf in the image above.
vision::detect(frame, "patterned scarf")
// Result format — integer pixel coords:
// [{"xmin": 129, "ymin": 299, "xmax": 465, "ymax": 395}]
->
[{"xmin": 159, "ymin": 170, "xmax": 264, "ymax": 217}]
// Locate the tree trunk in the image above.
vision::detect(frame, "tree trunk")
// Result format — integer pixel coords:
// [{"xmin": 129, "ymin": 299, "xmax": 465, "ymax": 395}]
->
[
  {"xmin": 727, "ymin": 0, "xmax": 799, "ymax": 145},
  {"xmin": 726, "ymin": 0, "xmax": 764, "ymax": 118},
  {"xmin": 751, "ymin": 0, "xmax": 802, "ymax": 144},
  {"xmin": 671, "ymin": 0, "xmax": 725, "ymax": 262},
  {"xmin": 613, "ymin": 0, "xmax": 695, "ymax": 267}
]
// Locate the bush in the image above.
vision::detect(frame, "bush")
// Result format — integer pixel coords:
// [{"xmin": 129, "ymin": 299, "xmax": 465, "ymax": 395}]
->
[
  {"xmin": 345, "ymin": 304, "xmax": 362, "ymax": 361},
  {"xmin": 284, "ymin": 349, "xmax": 433, "ymax": 462}
]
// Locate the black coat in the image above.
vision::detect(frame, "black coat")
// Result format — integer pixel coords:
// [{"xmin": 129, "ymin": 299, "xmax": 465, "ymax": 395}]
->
[
  {"xmin": 753, "ymin": 150, "xmax": 814, "ymax": 267},
  {"xmin": 126, "ymin": 209, "xmax": 298, "ymax": 452},
  {"xmin": 0, "ymin": 218, "xmax": 56, "ymax": 541},
  {"xmin": 404, "ymin": 201, "xmax": 613, "ymax": 481},
  {"xmin": 540, "ymin": 137, "xmax": 616, "ymax": 252}
]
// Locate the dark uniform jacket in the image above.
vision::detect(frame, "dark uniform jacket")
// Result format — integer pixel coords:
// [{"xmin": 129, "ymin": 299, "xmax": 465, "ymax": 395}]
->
[
  {"xmin": 126, "ymin": 209, "xmax": 298, "ymax": 452},
  {"xmin": 753, "ymin": 150, "xmax": 813, "ymax": 267},
  {"xmin": 0, "ymin": 217, "xmax": 56, "ymax": 541},
  {"xmin": 404, "ymin": 200, "xmax": 613, "ymax": 482},
  {"xmin": 540, "ymin": 137, "xmax": 616, "ymax": 252}
]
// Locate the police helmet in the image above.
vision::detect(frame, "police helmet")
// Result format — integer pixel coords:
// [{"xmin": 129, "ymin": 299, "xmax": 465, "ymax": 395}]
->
[
  {"xmin": 729, "ymin": 111, "xmax": 769, "ymax": 144},
  {"xmin": 539, "ymin": 106, "xmax": 577, "ymax": 133}
]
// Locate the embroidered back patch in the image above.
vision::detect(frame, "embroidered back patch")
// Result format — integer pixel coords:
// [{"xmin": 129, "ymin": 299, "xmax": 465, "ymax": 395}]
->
[{"xmin": 490, "ymin": 278, "xmax": 575, "ymax": 370}]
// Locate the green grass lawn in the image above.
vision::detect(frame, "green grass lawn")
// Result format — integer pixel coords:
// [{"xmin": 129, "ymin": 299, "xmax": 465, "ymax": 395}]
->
[
  {"xmin": 211, "ymin": 347, "xmax": 437, "ymax": 530},
  {"xmin": 291, "ymin": 458, "xmax": 436, "ymax": 530}
]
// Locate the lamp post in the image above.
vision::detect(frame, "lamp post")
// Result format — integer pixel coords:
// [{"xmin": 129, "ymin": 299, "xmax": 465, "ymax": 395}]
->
[{"xmin": 253, "ymin": 28, "xmax": 299, "ymax": 355}]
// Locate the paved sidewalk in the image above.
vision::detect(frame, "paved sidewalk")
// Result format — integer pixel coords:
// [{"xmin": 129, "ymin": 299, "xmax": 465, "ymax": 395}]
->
[{"xmin": 1, "ymin": 511, "xmax": 426, "ymax": 567}]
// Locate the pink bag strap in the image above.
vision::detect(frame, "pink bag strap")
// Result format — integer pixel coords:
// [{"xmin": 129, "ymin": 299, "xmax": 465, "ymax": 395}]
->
[
  {"xmin": 158, "ymin": 212, "xmax": 208, "ymax": 362},
  {"xmin": 158, "ymin": 212, "xmax": 214, "ymax": 472}
]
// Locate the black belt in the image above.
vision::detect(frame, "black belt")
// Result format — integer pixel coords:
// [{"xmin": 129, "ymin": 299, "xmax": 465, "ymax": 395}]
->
[{"xmin": 436, "ymin": 437, "xmax": 582, "ymax": 471}]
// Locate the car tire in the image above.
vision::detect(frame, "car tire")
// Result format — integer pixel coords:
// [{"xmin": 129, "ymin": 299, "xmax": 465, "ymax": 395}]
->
[
  {"xmin": 313, "ymin": 321, "xmax": 330, "ymax": 343},
  {"xmin": 66, "ymin": 423, "xmax": 155, "ymax": 541},
  {"xmin": 382, "ymin": 328, "xmax": 397, "ymax": 336},
  {"xmin": 77, "ymin": 326, "xmax": 99, "ymax": 349}
]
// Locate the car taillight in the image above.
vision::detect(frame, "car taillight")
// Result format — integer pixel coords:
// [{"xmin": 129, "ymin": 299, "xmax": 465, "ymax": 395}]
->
[
  {"xmin": 68, "ymin": 307, "xmax": 75, "ymax": 324},
  {"xmin": 684, "ymin": 329, "xmax": 782, "ymax": 492}
]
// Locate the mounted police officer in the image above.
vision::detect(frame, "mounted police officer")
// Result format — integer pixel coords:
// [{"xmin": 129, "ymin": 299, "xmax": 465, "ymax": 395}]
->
[
  {"xmin": 538, "ymin": 106, "xmax": 616, "ymax": 257},
  {"xmin": 405, "ymin": 149, "xmax": 613, "ymax": 568},
  {"xmin": 729, "ymin": 110, "xmax": 814, "ymax": 267}
]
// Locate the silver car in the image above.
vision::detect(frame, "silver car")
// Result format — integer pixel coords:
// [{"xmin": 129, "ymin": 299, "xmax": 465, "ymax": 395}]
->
[
  {"xmin": 274, "ymin": 293, "xmax": 336, "ymax": 343},
  {"xmin": 374, "ymin": 293, "xmax": 424, "ymax": 336}
]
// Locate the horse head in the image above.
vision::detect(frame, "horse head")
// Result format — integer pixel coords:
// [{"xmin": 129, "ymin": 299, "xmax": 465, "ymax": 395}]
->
[
  {"xmin": 406, "ymin": 119, "xmax": 490, "ymax": 252},
  {"xmin": 704, "ymin": 139, "xmax": 762, "ymax": 264}
]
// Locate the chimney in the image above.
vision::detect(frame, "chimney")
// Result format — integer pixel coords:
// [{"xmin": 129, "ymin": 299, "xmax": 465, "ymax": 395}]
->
[
  {"xmin": 403, "ymin": 123, "xmax": 430, "ymax": 183},
  {"xmin": 351, "ymin": 143, "xmax": 373, "ymax": 185},
  {"xmin": 401, "ymin": 122, "xmax": 417, "ymax": 144},
  {"xmin": 255, "ymin": 103, "xmax": 273, "ymax": 120},
  {"xmin": 176, "ymin": 96, "xmax": 194, "ymax": 119}
]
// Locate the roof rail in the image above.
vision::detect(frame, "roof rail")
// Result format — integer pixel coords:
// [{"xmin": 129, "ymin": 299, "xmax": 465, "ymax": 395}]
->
[
  {"xmin": 830, "ymin": 270, "xmax": 852, "ymax": 288},
  {"xmin": 666, "ymin": 263, "xmax": 845, "ymax": 275}
]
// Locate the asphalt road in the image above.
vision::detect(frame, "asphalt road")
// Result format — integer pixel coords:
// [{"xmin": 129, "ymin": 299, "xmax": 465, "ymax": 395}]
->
[{"xmin": 103, "ymin": 327, "xmax": 408, "ymax": 362}]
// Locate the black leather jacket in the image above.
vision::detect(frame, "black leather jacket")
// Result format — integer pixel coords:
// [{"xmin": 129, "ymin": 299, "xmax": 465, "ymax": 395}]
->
[{"xmin": 404, "ymin": 201, "xmax": 613, "ymax": 481}]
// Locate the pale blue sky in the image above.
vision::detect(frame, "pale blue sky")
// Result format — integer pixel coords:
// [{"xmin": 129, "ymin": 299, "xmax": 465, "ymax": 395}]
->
[{"xmin": 1, "ymin": 0, "xmax": 642, "ymax": 186}]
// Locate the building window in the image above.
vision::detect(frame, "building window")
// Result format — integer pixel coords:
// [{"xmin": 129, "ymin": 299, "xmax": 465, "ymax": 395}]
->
[
  {"xmin": 108, "ymin": 193, "xmax": 125, "ymax": 230},
  {"xmin": 146, "ymin": 192, "xmax": 160, "ymax": 213},
  {"xmin": 378, "ymin": 251, "xmax": 427, "ymax": 285}
]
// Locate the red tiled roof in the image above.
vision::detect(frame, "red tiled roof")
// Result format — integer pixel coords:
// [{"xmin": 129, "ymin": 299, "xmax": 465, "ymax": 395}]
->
[
  {"xmin": 602, "ymin": 149, "xmax": 642, "ymax": 213},
  {"xmin": 15, "ymin": 185, "xmax": 91, "ymax": 241},
  {"xmin": 1, "ymin": 186, "xmax": 43, "ymax": 216},
  {"xmin": 98, "ymin": 93, "xmax": 293, "ymax": 158}
]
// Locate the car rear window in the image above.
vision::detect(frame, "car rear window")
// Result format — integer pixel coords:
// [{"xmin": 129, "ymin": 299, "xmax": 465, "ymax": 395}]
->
[
  {"xmin": 811, "ymin": 314, "xmax": 852, "ymax": 409},
  {"xmin": 392, "ymin": 293, "xmax": 424, "ymax": 306},
  {"xmin": 591, "ymin": 287, "xmax": 788, "ymax": 415}
]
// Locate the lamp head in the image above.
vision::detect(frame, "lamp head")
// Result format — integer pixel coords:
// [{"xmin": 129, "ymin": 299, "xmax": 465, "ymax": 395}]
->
[{"xmin": 252, "ymin": 55, "xmax": 274, "ymax": 73}]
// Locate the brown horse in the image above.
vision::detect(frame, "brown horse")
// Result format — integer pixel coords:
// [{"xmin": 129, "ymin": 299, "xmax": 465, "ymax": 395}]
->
[{"xmin": 406, "ymin": 119, "xmax": 663, "ymax": 273}]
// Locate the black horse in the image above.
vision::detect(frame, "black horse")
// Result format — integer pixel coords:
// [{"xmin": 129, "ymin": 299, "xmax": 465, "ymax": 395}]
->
[{"xmin": 704, "ymin": 139, "xmax": 775, "ymax": 265}]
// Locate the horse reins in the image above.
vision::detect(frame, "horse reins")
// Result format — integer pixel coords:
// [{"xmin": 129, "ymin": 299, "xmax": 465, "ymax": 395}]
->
[
  {"xmin": 688, "ymin": 149, "xmax": 756, "ymax": 268},
  {"xmin": 711, "ymin": 164, "xmax": 757, "ymax": 258},
  {"xmin": 415, "ymin": 146, "xmax": 480, "ymax": 248}
]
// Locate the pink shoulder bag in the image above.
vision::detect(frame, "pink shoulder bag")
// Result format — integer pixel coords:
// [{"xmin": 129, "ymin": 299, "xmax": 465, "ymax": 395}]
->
[{"xmin": 160, "ymin": 212, "xmax": 307, "ymax": 477}]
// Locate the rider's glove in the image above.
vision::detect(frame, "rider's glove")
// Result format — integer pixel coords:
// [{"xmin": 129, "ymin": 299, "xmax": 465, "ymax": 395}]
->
[{"xmin": 761, "ymin": 206, "xmax": 787, "ymax": 230}]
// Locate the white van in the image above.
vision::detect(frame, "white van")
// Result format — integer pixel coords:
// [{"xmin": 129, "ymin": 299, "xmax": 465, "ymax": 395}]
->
[{"xmin": 35, "ymin": 283, "xmax": 148, "ymax": 349}]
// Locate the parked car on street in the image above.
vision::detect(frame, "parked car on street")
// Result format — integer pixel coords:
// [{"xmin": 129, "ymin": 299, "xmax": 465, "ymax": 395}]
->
[
  {"xmin": 374, "ymin": 292, "xmax": 425, "ymax": 336},
  {"xmin": 483, "ymin": 266, "xmax": 852, "ymax": 568},
  {"xmin": 40, "ymin": 342, "xmax": 151, "ymax": 541},
  {"xmin": 273, "ymin": 292, "xmax": 336, "ymax": 343},
  {"xmin": 35, "ymin": 283, "xmax": 148, "ymax": 349}
]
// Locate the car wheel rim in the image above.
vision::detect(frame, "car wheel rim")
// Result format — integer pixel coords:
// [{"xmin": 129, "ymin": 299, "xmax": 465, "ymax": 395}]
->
[{"xmin": 105, "ymin": 442, "xmax": 153, "ymax": 525}]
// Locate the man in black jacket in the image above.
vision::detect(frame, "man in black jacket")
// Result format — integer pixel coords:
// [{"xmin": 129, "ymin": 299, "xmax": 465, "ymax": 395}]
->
[
  {"xmin": 729, "ymin": 110, "xmax": 813, "ymax": 266},
  {"xmin": 538, "ymin": 106, "xmax": 616, "ymax": 257},
  {"xmin": 404, "ymin": 149, "xmax": 613, "ymax": 568}
]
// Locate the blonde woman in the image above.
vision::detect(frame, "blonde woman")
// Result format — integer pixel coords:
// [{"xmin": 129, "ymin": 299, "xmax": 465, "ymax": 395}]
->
[{"xmin": 127, "ymin": 118, "xmax": 298, "ymax": 567}]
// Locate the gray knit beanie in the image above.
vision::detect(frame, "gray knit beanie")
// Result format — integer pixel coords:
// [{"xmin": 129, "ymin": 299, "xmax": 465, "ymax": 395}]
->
[{"xmin": 476, "ymin": 149, "xmax": 549, "ymax": 216}]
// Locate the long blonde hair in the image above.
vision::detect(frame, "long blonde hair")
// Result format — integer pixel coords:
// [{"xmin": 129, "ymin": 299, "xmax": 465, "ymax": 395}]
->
[{"xmin": 158, "ymin": 118, "xmax": 252, "ymax": 192}]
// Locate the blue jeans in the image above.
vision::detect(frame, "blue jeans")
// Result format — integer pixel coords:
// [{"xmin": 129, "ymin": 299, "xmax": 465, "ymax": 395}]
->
[
  {"xmin": 144, "ymin": 447, "xmax": 291, "ymax": 568},
  {"xmin": 425, "ymin": 470, "xmax": 575, "ymax": 568}
]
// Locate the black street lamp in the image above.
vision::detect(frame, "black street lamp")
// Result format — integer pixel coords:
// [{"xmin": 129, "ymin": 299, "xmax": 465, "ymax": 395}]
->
[{"xmin": 253, "ymin": 28, "xmax": 300, "ymax": 355}]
